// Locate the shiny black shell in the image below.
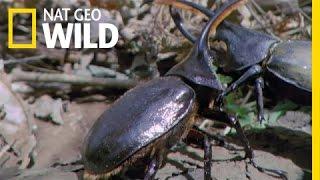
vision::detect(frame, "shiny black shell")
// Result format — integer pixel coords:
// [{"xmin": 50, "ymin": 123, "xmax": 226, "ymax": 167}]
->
[
  {"xmin": 82, "ymin": 76, "xmax": 196, "ymax": 174},
  {"xmin": 267, "ymin": 40, "xmax": 311, "ymax": 92},
  {"xmin": 215, "ymin": 21, "xmax": 278, "ymax": 72},
  {"xmin": 265, "ymin": 40, "xmax": 311, "ymax": 105}
]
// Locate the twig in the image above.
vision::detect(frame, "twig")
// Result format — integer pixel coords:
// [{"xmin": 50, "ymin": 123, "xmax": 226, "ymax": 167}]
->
[
  {"xmin": 250, "ymin": 0, "xmax": 266, "ymax": 15},
  {"xmin": 280, "ymin": 27, "xmax": 304, "ymax": 37},
  {"xmin": 11, "ymin": 69, "xmax": 138, "ymax": 89},
  {"xmin": 3, "ymin": 55, "xmax": 47, "ymax": 66},
  {"xmin": 246, "ymin": 2, "xmax": 280, "ymax": 40},
  {"xmin": 241, "ymin": 89, "xmax": 253, "ymax": 105},
  {"xmin": 298, "ymin": 8, "xmax": 311, "ymax": 22}
]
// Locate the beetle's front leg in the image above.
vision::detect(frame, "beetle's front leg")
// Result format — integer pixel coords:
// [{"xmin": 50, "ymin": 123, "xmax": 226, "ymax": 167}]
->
[
  {"xmin": 255, "ymin": 77, "xmax": 265, "ymax": 124},
  {"xmin": 204, "ymin": 135, "xmax": 213, "ymax": 180},
  {"xmin": 215, "ymin": 65, "xmax": 263, "ymax": 110}
]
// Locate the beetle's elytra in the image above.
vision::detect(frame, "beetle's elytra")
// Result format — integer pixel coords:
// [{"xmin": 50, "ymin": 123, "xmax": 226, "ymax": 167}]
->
[{"xmin": 83, "ymin": 76, "xmax": 198, "ymax": 176}]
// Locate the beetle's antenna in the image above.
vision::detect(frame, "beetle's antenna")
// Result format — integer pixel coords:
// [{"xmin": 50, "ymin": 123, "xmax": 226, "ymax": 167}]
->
[
  {"xmin": 141, "ymin": 0, "xmax": 207, "ymax": 16},
  {"xmin": 198, "ymin": 0, "xmax": 247, "ymax": 51},
  {"xmin": 169, "ymin": 7, "xmax": 197, "ymax": 43},
  {"xmin": 169, "ymin": 0, "xmax": 215, "ymax": 43},
  {"xmin": 142, "ymin": 0, "xmax": 214, "ymax": 43}
]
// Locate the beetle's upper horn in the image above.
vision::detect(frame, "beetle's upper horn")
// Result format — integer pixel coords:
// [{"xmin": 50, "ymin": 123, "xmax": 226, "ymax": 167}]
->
[{"xmin": 198, "ymin": 0, "xmax": 248, "ymax": 49}]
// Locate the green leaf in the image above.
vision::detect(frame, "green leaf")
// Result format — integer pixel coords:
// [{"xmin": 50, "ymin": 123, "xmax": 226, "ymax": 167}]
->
[
  {"xmin": 267, "ymin": 111, "xmax": 284, "ymax": 124},
  {"xmin": 218, "ymin": 74, "xmax": 233, "ymax": 84},
  {"xmin": 272, "ymin": 100, "xmax": 299, "ymax": 112}
]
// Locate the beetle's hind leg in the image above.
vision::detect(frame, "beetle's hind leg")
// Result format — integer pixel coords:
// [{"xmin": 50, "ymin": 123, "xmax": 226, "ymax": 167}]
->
[
  {"xmin": 204, "ymin": 135, "xmax": 213, "ymax": 180},
  {"xmin": 200, "ymin": 110, "xmax": 253, "ymax": 159},
  {"xmin": 144, "ymin": 158, "xmax": 159, "ymax": 180}
]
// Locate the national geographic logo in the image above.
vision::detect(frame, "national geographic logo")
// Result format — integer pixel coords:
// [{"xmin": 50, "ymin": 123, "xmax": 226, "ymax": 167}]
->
[
  {"xmin": 8, "ymin": 8, "xmax": 119, "ymax": 49},
  {"xmin": 8, "ymin": 8, "xmax": 37, "ymax": 48}
]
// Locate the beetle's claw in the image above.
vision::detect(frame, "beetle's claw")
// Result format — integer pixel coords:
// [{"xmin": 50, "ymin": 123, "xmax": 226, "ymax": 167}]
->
[{"xmin": 258, "ymin": 114, "xmax": 265, "ymax": 124}]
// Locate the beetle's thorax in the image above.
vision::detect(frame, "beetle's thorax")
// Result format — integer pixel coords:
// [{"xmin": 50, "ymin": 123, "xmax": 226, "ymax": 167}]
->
[
  {"xmin": 215, "ymin": 21, "xmax": 279, "ymax": 72},
  {"xmin": 166, "ymin": 46, "xmax": 224, "ymax": 94}
]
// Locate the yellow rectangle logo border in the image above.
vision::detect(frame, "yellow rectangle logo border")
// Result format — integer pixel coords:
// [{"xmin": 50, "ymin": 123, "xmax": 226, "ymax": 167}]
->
[{"xmin": 8, "ymin": 8, "xmax": 37, "ymax": 49}]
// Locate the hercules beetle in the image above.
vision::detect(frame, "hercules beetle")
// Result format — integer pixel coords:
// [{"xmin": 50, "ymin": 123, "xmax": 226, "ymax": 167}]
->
[
  {"xmin": 159, "ymin": 0, "xmax": 311, "ymax": 123},
  {"xmin": 82, "ymin": 1, "xmax": 261, "ymax": 179}
]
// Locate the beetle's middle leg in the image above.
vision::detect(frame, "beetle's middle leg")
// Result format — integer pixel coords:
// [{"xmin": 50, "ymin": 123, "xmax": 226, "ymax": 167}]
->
[
  {"xmin": 200, "ymin": 110, "xmax": 253, "ymax": 159},
  {"xmin": 215, "ymin": 65, "xmax": 263, "ymax": 110}
]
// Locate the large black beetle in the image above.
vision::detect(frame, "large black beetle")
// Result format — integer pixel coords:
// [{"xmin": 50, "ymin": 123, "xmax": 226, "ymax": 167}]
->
[
  {"xmin": 157, "ymin": 0, "xmax": 311, "ymax": 123},
  {"xmin": 82, "ymin": 1, "xmax": 257, "ymax": 179}
]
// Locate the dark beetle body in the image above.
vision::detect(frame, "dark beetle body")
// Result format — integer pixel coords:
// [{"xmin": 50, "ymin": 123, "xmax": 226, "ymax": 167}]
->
[
  {"xmin": 216, "ymin": 22, "xmax": 311, "ymax": 98},
  {"xmin": 83, "ymin": 27, "xmax": 223, "ymax": 178},
  {"xmin": 83, "ymin": 76, "xmax": 198, "ymax": 176},
  {"xmin": 266, "ymin": 40, "xmax": 311, "ymax": 104},
  {"xmin": 267, "ymin": 41, "xmax": 311, "ymax": 91}
]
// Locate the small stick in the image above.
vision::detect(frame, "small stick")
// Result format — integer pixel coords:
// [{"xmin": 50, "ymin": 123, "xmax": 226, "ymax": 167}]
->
[
  {"xmin": 246, "ymin": 1, "xmax": 280, "ymax": 39},
  {"xmin": 11, "ymin": 69, "xmax": 138, "ymax": 89},
  {"xmin": 3, "ymin": 55, "xmax": 47, "ymax": 66}
]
